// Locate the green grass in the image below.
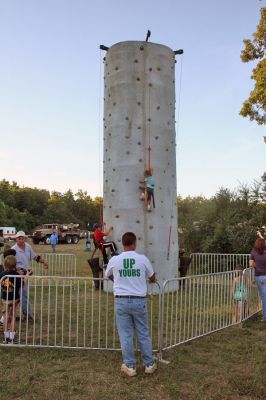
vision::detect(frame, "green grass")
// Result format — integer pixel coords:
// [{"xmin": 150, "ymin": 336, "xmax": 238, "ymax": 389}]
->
[{"xmin": 0, "ymin": 315, "xmax": 266, "ymax": 400}]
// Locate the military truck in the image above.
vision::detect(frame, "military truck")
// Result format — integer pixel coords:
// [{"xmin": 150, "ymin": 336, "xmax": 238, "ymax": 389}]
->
[{"xmin": 31, "ymin": 223, "xmax": 83, "ymax": 245}]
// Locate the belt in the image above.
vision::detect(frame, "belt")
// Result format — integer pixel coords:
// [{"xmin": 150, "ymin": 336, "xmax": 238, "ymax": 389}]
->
[{"xmin": 115, "ymin": 295, "xmax": 146, "ymax": 298}]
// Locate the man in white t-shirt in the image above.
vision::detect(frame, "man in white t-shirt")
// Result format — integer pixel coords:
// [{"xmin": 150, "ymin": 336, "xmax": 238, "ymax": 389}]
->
[
  {"xmin": 105, "ymin": 231, "xmax": 157, "ymax": 377},
  {"xmin": 12, "ymin": 231, "xmax": 48, "ymax": 320}
]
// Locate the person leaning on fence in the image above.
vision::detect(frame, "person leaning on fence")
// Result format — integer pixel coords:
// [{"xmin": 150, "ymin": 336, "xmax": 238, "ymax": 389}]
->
[
  {"xmin": 249, "ymin": 238, "xmax": 266, "ymax": 322},
  {"xmin": 0, "ymin": 255, "xmax": 31, "ymax": 343},
  {"xmin": 231, "ymin": 264, "xmax": 248, "ymax": 323},
  {"xmin": 11, "ymin": 231, "xmax": 48, "ymax": 320},
  {"xmin": 93, "ymin": 224, "xmax": 118, "ymax": 267},
  {"xmin": 105, "ymin": 231, "xmax": 157, "ymax": 377}
]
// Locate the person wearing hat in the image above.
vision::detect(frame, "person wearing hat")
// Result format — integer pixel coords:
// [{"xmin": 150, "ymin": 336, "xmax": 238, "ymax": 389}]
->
[{"xmin": 12, "ymin": 231, "xmax": 48, "ymax": 320}]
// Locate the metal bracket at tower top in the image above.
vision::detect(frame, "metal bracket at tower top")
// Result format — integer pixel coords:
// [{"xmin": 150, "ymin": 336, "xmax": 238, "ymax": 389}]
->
[
  {"xmin": 99, "ymin": 45, "xmax": 109, "ymax": 51},
  {"xmin": 145, "ymin": 30, "xmax": 151, "ymax": 42}
]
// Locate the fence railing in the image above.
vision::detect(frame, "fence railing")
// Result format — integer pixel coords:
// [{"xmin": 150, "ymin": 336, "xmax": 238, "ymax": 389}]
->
[
  {"xmin": 0, "ymin": 276, "xmax": 159, "ymax": 350},
  {"xmin": 160, "ymin": 269, "xmax": 261, "ymax": 352},
  {"xmin": 30, "ymin": 253, "xmax": 76, "ymax": 277},
  {"xmin": 0, "ymin": 270, "xmax": 261, "ymax": 356},
  {"xmin": 189, "ymin": 253, "xmax": 250, "ymax": 275}
]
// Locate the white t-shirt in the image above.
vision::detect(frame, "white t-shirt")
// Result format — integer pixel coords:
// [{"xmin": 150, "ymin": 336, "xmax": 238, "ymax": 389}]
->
[{"xmin": 105, "ymin": 250, "xmax": 154, "ymax": 296}]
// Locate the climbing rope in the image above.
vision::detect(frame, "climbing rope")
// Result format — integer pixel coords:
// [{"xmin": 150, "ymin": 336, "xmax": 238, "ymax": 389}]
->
[
  {"xmin": 167, "ymin": 53, "xmax": 184, "ymax": 260},
  {"xmin": 98, "ymin": 49, "xmax": 103, "ymax": 225}
]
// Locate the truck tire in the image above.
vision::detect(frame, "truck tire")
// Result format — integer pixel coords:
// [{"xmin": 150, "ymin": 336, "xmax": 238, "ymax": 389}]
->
[
  {"xmin": 33, "ymin": 238, "xmax": 40, "ymax": 245},
  {"xmin": 72, "ymin": 236, "xmax": 79, "ymax": 244},
  {"xmin": 44, "ymin": 236, "xmax": 51, "ymax": 245},
  {"xmin": 65, "ymin": 236, "xmax": 72, "ymax": 245}
]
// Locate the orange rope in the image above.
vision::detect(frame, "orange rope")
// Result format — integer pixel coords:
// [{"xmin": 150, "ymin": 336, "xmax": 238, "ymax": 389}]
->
[{"xmin": 167, "ymin": 226, "xmax": 172, "ymax": 260}]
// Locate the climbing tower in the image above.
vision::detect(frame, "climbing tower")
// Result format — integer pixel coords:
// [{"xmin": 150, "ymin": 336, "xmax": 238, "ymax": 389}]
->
[{"xmin": 102, "ymin": 40, "xmax": 179, "ymax": 286}]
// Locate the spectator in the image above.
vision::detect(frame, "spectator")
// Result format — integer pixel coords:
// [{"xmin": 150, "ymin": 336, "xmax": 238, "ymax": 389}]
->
[
  {"xmin": 105, "ymin": 231, "xmax": 157, "ymax": 377},
  {"xmin": 0, "ymin": 247, "xmax": 17, "ymax": 326},
  {"xmin": 0, "ymin": 255, "xmax": 30, "ymax": 343},
  {"xmin": 93, "ymin": 224, "xmax": 118, "ymax": 266},
  {"xmin": 12, "ymin": 231, "xmax": 48, "ymax": 320},
  {"xmin": 249, "ymin": 238, "xmax": 266, "ymax": 322},
  {"xmin": 231, "ymin": 264, "xmax": 248, "ymax": 323},
  {"xmin": 178, "ymin": 249, "xmax": 191, "ymax": 288},
  {"xmin": 50, "ymin": 232, "xmax": 58, "ymax": 253}
]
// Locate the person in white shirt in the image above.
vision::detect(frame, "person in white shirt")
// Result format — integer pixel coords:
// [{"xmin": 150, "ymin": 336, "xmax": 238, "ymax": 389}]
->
[
  {"xmin": 12, "ymin": 231, "xmax": 48, "ymax": 320},
  {"xmin": 105, "ymin": 231, "xmax": 157, "ymax": 377}
]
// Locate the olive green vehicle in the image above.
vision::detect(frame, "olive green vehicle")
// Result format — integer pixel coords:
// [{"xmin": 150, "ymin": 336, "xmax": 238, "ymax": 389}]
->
[{"xmin": 30, "ymin": 223, "xmax": 86, "ymax": 245}]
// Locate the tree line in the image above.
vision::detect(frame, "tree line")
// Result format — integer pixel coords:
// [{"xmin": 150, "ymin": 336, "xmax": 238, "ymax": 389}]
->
[
  {"xmin": 240, "ymin": 6, "xmax": 266, "ymax": 125},
  {"xmin": 179, "ymin": 173, "xmax": 266, "ymax": 254},
  {"xmin": 0, "ymin": 179, "xmax": 101, "ymax": 232},
  {"xmin": 0, "ymin": 174, "xmax": 265, "ymax": 253}
]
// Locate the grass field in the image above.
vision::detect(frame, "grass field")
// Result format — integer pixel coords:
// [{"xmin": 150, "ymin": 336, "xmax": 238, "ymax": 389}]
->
[
  {"xmin": 1, "ymin": 240, "xmax": 265, "ymax": 399},
  {"xmin": 0, "ymin": 315, "xmax": 265, "ymax": 400}
]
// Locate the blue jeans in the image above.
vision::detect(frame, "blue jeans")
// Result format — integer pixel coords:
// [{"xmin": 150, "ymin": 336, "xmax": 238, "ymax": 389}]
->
[
  {"xmin": 21, "ymin": 284, "xmax": 33, "ymax": 317},
  {"xmin": 255, "ymin": 275, "xmax": 266, "ymax": 321},
  {"xmin": 115, "ymin": 297, "xmax": 154, "ymax": 368}
]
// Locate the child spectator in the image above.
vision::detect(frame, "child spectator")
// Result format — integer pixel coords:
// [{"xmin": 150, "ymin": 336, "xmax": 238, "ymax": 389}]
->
[
  {"xmin": 0, "ymin": 255, "xmax": 30, "ymax": 343},
  {"xmin": 232, "ymin": 264, "xmax": 248, "ymax": 323},
  {"xmin": 0, "ymin": 244, "xmax": 16, "ymax": 273},
  {"xmin": 0, "ymin": 247, "xmax": 17, "ymax": 326}
]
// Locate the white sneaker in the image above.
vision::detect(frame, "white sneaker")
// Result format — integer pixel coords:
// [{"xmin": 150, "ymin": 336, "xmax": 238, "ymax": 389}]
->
[
  {"xmin": 121, "ymin": 363, "xmax": 137, "ymax": 377},
  {"xmin": 145, "ymin": 362, "xmax": 157, "ymax": 374}
]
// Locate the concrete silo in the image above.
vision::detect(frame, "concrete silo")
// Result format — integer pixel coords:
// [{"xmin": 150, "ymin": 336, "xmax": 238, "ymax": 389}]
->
[{"xmin": 102, "ymin": 40, "xmax": 179, "ymax": 286}]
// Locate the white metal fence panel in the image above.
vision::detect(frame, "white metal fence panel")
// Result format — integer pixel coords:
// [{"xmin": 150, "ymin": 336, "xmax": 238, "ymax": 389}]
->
[
  {"xmin": 0, "ymin": 270, "xmax": 261, "ymax": 353},
  {"xmin": 189, "ymin": 253, "xmax": 250, "ymax": 275},
  {"xmin": 0, "ymin": 276, "xmax": 159, "ymax": 351},
  {"xmin": 30, "ymin": 253, "xmax": 76, "ymax": 277},
  {"xmin": 160, "ymin": 269, "xmax": 262, "ymax": 352}
]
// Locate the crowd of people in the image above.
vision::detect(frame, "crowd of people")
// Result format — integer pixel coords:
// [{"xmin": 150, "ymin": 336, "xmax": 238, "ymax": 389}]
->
[{"xmin": 0, "ymin": 231, "xmax": 48, "ymax": 344}]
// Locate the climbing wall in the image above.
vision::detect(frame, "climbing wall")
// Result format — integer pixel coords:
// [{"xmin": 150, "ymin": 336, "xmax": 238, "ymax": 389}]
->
[{"xmin": 103, "ymin": 41, "xmax": 178, "ymax": 286}]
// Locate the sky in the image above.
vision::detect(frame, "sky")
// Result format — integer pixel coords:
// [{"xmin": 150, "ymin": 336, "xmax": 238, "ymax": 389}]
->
[{"xmin": 0, "ymin": 0, "xmax": 265, "ymax": 199}]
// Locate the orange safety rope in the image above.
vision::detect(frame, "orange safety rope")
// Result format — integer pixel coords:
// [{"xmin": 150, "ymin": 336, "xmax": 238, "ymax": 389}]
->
[
  {"xmin": 167, "ymin": 226, "xmax": 172, "ymax": 261},
  {"xmin": 148, "ymin": 145, "xmax": 151, "ymax": 171},
  {"xmin": 147, "ymin": 82, "xmax": 151, "ymax": 172},
  {"xmin": 99, "ymin": 201, "xmax": 103, "ymax": 226}
]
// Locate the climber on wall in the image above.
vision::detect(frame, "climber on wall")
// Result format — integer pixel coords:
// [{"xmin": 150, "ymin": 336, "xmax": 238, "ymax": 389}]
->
[
  {"xmin": 93, "ymin": 224, "xmax": 118, "ymax": 266},
  {"xmin": 139, "ymin": 167, "xmax": 155, "ymax": 211}
]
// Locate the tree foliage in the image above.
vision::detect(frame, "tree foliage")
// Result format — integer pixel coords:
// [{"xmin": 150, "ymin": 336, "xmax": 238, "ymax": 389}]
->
[
  {"xmin": 240, "ymin": 7, "xmax": 266, "ymax": 124},
  {"xmin": 178, "ymin": 173, "xmax": 266, "ymax": 254},
  {"xmin": 1, "ymin": 174, "xmax": 266, "ymax": 254},
  {"xmin": 0, "ymin": 180, "xmax": 101, "ymax": 232}
]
